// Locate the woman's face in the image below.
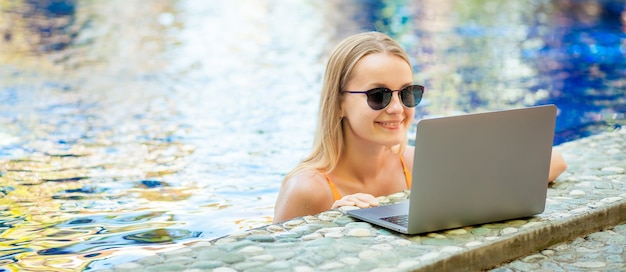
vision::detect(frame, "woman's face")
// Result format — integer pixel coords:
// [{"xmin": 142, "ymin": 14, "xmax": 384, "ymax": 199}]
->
[{"xmin": 341, "ymin": 52, "xmax": 415, "ymax": 148}]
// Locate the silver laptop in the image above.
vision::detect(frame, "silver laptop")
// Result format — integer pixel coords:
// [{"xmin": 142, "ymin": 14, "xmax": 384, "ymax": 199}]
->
[{"xmin": 347, "ymin": 104, "xmax": 557, "ymax": 234}]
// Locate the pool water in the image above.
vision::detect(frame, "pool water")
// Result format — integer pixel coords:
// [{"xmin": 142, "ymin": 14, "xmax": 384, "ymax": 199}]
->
[{"xmin": 0, "ymin": 0, "xmax": 624, "ymax": 270}]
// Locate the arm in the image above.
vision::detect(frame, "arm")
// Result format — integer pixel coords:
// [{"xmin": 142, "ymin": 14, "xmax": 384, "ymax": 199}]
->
[
  {"xmin": 273, "ymin": 171, "xmax": 334, "ymax": 223},
  {"xmin": 548, "ymin": 149, "xmax": 567, "ymax": 183},
  {"xmin": 273, "ymin": 171, "xmax": 380, "ymax": 223}
]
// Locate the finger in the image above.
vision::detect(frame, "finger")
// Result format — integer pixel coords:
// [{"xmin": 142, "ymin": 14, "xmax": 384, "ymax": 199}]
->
[
  {"xmin": 348, "ymin": 198, "xmax": 372, "ymax": 208},
  {"xmin": 353, "ymin": 194, "xmax": 379, "ymax": 206},
  {"xmin": 331, "ymin": 200, "xmax": 355, "ymax": 209},
  {"xmin": 354, "ymin": 200, "xmax": 372, "ymax": 208}
]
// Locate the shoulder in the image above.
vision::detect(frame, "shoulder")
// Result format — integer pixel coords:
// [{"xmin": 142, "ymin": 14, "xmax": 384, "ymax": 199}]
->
[
  {"xmin": 274, "ymin": 169, "xmax": 334, "ymax": 222},
  {"xmin": 284, "ymin": 170, "xmax": 331, "ymax": 195}
]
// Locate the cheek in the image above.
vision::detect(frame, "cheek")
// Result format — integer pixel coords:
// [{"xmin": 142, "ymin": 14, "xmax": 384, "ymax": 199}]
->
[
  {"xmin": 342, "ymin": 97, "xmax": 370, "ymax": 119},
  {"xmin": 405, "ymin": 109, "xmax": 416, "ymax": 124},
  {"xmin": 404, "ymin": 114, "xmax": 415, "ymax": 130}
]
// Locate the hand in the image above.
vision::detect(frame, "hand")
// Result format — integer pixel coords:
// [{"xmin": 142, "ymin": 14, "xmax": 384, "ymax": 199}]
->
[{"xmin": 331, "ymin": 193, "xmax": 379, "ymax": 209}]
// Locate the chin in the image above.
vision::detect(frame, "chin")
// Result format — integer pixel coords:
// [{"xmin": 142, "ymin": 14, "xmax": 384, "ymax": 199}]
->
[{"xmin": 379, "ymin": 137, "xmax": 405, "ymax": 148}]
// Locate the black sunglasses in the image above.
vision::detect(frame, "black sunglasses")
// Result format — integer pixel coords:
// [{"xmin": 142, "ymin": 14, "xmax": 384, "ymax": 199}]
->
[{"xmin": 343, "ymin": 85, "xmax": 424, "ymax": 110}]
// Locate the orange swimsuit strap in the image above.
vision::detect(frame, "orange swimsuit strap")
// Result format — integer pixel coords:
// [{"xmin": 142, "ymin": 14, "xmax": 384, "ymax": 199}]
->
[
  {"xmin": 324, "ymin": 155, "xmax": 412, "ymax": 201},
  {"xmin": 326, "ymin": 174, "xmax": 342, "ymax": 201}
]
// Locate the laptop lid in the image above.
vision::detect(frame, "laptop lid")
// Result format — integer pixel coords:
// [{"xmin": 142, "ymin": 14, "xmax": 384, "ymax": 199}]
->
[{"xmin": 348, "ymin": 104, "xmax": 557, "ymax": 235}]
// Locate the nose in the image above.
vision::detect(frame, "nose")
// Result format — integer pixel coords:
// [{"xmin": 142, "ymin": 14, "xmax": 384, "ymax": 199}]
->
[{"xmin": 385, "ymin": 91, "xmax": 404, "ymax": 113}]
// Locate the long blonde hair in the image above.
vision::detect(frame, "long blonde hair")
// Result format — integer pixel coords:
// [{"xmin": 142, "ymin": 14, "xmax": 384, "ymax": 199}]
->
[{"xmin": 284, "ymin": 31, "xmax": 413, "ymax": 182}]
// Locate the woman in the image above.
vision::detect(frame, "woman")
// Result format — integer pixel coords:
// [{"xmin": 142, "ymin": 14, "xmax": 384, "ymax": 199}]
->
[{"xmin": 273, "ymin": 32, "xmax": 567, "ymax": 223}]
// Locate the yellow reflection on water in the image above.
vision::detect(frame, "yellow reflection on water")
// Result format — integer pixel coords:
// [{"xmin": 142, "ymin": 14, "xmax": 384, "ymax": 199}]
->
[{"xmin": 14, "ymin": 250, "xmax": 105, "ymax": 272}]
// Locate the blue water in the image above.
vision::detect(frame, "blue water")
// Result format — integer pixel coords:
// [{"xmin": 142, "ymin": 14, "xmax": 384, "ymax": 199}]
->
[
  {"xmin": 355, "ymin": 0, "xmax": 626, "ymax": 144},
  {"xmin": 0, "ymin": 0, "xmax": 624, "ymax": 270}
]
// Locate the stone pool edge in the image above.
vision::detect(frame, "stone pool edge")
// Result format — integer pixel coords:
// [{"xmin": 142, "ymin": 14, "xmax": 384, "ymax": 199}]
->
[{"xmin": 419, "ymin": 199, "xmax": 626, "ymax": 271}]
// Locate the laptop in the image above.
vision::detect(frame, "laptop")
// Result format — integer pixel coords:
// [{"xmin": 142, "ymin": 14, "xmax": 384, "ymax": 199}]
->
[{"xmin": 347, "ymin": 104, "xmax": 557, "ymax": 234}]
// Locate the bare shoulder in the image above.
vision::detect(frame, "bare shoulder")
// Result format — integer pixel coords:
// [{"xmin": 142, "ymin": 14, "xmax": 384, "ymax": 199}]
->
[
  {"xmin": 282, "ymin": 170, "xmax": 331, "ymax": 197},
  {"xmin": 403, "ymin": 145, "xmax": 415, "ymax": 173},
  {"xmin": 273, "ymin": 169, "xmax": 334, "ymax": 223}
]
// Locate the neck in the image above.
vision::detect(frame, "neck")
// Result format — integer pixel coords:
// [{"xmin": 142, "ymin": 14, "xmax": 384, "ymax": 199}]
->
[{"xmin": 336, "ymin": 134, "xmax": 399, "ymax": 183}]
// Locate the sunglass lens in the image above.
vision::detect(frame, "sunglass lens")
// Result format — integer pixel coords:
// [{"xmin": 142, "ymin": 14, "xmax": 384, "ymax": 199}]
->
[
  {"xmin": 400, "ymin": 86, "xmax": 423, "ymax": 108},
  {"xmin": 366, "ymin": 88, "xmax": 390, "ymax": 110},
  {"xmin": 400, "ymin": 88, "xmax": 415, "ymax": 107}
]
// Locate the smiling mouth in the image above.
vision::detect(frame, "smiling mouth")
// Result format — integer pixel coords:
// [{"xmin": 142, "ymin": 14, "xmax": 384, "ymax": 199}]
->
[{"xmin": 376, "ymin": 120, "xmax": 403, "ymax": 129}]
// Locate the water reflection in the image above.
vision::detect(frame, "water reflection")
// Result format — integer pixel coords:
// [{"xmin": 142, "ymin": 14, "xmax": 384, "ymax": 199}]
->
[
  {"xmin": 2, "ymin": 0, "xmax": 77, "ymax": 53},
  {"xmin": 403, "ymin": 0, "xmax": 625, "ymax": 144},
  {"xmin": 528, "ymin": 0, "xmax": 626, "ymax": 143},
  {"xmin": 0, "ymin": 0, "xmax": 624, "ymax": 271}
]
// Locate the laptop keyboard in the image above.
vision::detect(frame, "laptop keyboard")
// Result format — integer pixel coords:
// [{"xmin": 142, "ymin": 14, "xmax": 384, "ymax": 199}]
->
[{"xmin": 381, "ymin": 214, "xmax": 409, "ymax": 227}]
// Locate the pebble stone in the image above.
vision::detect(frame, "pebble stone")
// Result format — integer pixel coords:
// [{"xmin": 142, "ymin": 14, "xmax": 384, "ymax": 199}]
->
[
  {"xmin": 107, "ymin": 129, "xmax": 626, "ymax": 272},
  {"xmin": 501, "ymin": 227, "xmax": 518, "ymax": 235}
]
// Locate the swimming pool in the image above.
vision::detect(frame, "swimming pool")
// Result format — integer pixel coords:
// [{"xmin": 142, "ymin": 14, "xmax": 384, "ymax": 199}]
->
[{"xmin": 0, "ymin": 0, "xmax": 624, "ymax": 270}]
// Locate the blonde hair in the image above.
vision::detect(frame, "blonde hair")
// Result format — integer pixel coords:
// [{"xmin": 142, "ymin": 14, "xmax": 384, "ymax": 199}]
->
[{"xmin": 284, "ymin": 31, "xmax": 413, "ymax": 182}]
